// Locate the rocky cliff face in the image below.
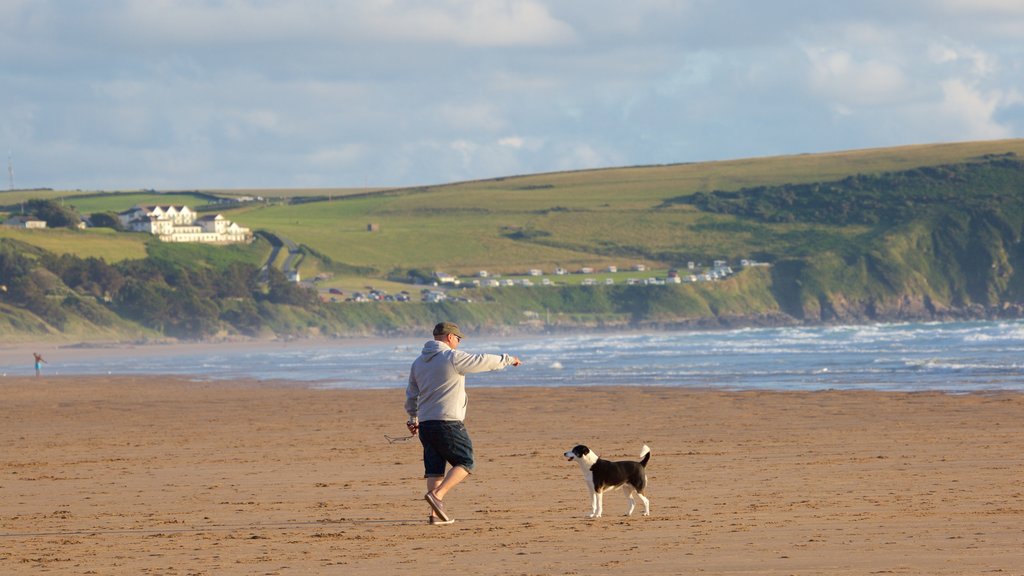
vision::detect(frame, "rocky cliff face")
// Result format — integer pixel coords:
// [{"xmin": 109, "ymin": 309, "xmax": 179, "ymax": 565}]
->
[
  {"xmin": 797, "ymin": 292, "xmax": 1024, "ymax": 325},
  {"xmin": 769, "ymin": 207, "xmax": 1024, "ymax": 326}
]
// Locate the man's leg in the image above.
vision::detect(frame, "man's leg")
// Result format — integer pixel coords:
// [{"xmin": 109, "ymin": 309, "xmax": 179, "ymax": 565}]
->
[
  {"xmin": 430, "ymin": 465, "xmax": 469, "ymax": 500},
  {"xmin": 426, "ymin": 475, "xmax": 443, "ymax": 494},
  {"xmin": 425, "ymin": 466, "xmax": 468, "ymax": 520},
  {"xmin": 421, "ymin": 422, "xmax": 473, "ymax": 519}
]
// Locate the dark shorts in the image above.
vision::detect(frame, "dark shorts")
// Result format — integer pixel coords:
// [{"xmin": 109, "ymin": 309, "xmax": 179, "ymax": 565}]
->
[{"xmin": 418, "ymin": 420, "xmax": 475, "ymax": 478}]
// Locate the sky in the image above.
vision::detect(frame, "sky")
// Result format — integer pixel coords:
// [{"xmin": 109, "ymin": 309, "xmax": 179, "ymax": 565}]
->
[{"xmin": 2, "ymin": 1, "xmax": 1023, "ymax": 191}]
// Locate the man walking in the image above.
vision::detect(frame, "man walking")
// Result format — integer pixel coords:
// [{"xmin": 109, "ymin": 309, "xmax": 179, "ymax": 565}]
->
[{"xmin": 405, "ymin": 322, "xmax": 521, "ymax": 525}]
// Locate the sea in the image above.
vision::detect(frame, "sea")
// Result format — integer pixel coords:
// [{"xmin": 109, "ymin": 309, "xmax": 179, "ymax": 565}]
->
[{"xmin": 8, "ymin": 320, "xmax": 1024, "ymax": 393}]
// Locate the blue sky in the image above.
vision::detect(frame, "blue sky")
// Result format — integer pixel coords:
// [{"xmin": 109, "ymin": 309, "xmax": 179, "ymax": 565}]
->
[{"xmin": 2, "ymin": 0, "xmax": 1022, "ymax": 190}]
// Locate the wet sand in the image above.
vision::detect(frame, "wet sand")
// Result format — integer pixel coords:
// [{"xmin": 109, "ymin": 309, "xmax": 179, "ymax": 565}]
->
[{"xmin": 2, "ymin": 376, "xmax": 1023, "ymax": 574}]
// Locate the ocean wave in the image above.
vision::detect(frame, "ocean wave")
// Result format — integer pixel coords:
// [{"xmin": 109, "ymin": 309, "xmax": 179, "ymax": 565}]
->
[
  {"xmin": 9, "ymin": 319, "xmax": 1024, "ymax": 392},
  {"xmin": 903, "ymin": 357, "xmax": 1022, "ymax": 372}
]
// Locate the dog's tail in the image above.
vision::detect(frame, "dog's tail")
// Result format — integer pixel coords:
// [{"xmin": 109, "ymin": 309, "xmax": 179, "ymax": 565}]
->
[{"xmin": 639, "ymin": 444, "xmax": 651, "ymax": 467}]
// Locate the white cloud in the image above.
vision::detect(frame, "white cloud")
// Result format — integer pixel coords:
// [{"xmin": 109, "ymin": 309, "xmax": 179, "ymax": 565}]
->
[
  {"xmin": 804, "ymin": 47, "xmax": 909, "ymax": 108},
  {"xmin": 449, "ymin": 139, "xmax": 479, "ymax": 170},
  {"xmin": 384, "ymin": 0, "xmax": 577, "ymax": 47},
  {"xmin": 929, "ymin": 45, "xmax": 960, "ymax": 65},
  {"xmin": 104, "ymin": 0, "xmax": 575, "ymax": 48},
  {"xmin": 553, "ymin": 143, "xmax": 619, "ymax": 173},
  {"xmin": 2, "ymin": 1, "xmax": 1023, "ymax": 189},
  {"xmin": 438, "ymin": 102, "xmax": 507, "ymax": 132},
  {"xmin": 936, "ymin": 0, "xmax": 1024, "ymax": 16},
  {"xmin": 927, "ymin": 41, "xmax": 998, "ymax": 77},
  {"xmin": 936, "ymin": 79, "xmax": 1016, "ymax": 139},
  {"xmin": 308, "ymin": 144, "xmax": 367, "ymax": 168},
  {"xmin": 109, "ymin": 0, "xmax": 340, "ymax": 46},
  {"xmin": 498, "ymin": 136, "xmax": 524, "ymax": 149}
]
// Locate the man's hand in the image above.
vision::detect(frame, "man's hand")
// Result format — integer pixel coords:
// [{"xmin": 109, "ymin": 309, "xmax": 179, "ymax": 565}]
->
[{"xmin": 406, "ymin": 419, "xmax": 419, "ymax": 434}]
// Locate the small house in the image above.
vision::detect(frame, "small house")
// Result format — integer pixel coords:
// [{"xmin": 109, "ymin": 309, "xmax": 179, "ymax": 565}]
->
[{"xmin": 4, "ymin": 215, "xmax": 46, "ymax": 229}]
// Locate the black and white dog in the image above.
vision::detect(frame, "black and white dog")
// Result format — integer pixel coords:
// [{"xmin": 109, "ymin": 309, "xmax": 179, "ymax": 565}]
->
[{"xmin": 564, "ymin": 444, "xmax": 651, "ymax": 518}]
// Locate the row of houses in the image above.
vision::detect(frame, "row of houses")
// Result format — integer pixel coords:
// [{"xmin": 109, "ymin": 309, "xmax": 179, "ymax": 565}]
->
[
  {"xmin": 480, "ymin": 264, "xmax": 648, "ymax": 278},
  {"xmin": 118, "ymin": 205, "xmax": 251, "ymax": 243},
  {"xmin": 335, "ymin": 260, "xmax": 767, "ymax": 305},
  {"xmin": 435, "ymin": 260, "xmax": 762, "ymax": 289}
]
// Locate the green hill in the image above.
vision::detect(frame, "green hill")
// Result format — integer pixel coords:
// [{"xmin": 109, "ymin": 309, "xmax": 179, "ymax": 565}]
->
[
  {"xmin": 2, "ymin": 138, "xmax": 1024, "ymax": 342},
  {"xmin": 226, "ymin": 139, "xmax": 1024, "ymax": 278}
]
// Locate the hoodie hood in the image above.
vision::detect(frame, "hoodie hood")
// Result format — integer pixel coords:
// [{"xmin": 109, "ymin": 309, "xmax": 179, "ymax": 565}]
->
[{"xmin": 421, "ymin": 339, "xmax": 448, "ymax": 356}]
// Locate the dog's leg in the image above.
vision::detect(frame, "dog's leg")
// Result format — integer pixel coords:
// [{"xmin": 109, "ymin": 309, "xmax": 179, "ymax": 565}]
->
[
  {"xmin": 587, "ymin": 490, "xmax": 599, "ymax": 518},
  {"xmin": 593, "ymin": 491, "xmax": 604, "ymax": 518},
  {"xmin": 625, "ymin": 487, "xmax": 637, "ymax": 516},
  {"xmin": 637, "ymin": 491, "xmax": 650, "ymax": 516}
]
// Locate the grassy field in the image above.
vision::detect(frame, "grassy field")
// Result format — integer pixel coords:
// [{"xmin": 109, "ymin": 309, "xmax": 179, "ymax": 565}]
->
[
  {"xmin": 0, "ymin": 189, "xmax": 94, "ymax": 206},
  {"xmin": 61, "ymin": 192, "xmax": 219, "ymax": 214},
  {"xmin": 6, "ymin": 139, "xmax": 1024, "ymax": 280},
  {"xmin": 0, "ymin": 187, "xmax": 393, "ymax": 208},
  {"xmin": 0, "ymin": 227, "xmax": 149, "ymax": 262},
  {"xmin": 146, "ymin": 235, "xmax": 274, "ymax": 269},
  {"xmin": 0, "ymin": 191, "xmax": 223, "ymax": 216},
  {"xmin": 232, "ymin": 197, "xmax": 607, "ymax": 275},
  {"xmin": 206, "ymin": 187, "xmax": 395, "ymax": 199}
]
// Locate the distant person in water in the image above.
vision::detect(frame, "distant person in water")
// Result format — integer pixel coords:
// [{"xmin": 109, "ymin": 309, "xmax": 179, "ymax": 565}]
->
[{"xmin": 33, "ymin": 352, "xmax": 46, "ymax": 377}]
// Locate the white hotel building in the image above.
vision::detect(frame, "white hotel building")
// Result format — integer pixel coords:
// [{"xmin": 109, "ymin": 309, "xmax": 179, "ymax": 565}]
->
[{"xmin": 118, "ymin": 205, "xmax": 251, "ymax": 243}]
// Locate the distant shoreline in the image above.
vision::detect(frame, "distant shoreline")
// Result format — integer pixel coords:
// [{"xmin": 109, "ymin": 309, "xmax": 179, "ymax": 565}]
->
[
  {"xmin": 0, "ymin": 335, "xmax": 414, "ymax": 370},
  {"xmin": 0, "ymin": 306, "xmax": 1018, "ymax": 356}
]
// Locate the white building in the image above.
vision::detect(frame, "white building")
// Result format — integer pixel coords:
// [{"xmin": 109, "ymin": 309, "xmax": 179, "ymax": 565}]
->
[
  {"xmin": 4, "ymin": 215, "xmax": 47, "ymax": 229},
  {"xmin": 434, "ymin": 272, "xmax": 460, "ymax": 285},
  {"xmin": 117, "ymin": 205, "xmax": 251, "ymax": 243},
  {"xmin": 196, "ymin": 214, "xmax": 251, "ymax": 243}
]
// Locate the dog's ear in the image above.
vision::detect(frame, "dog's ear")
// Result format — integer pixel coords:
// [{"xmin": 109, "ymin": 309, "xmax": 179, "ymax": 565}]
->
[{"xmin": 574, "ymin": 445, "xmax": 590, "ymax": 456}]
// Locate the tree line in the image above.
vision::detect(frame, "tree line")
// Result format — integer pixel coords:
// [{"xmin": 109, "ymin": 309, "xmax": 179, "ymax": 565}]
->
[
  {"xmin": 0, "ymin": 239, "xmax": 319, "ymax": 338},
  {"xmin": 671, "ymin": 154, "xmax": 1024, "ymax": 227}
]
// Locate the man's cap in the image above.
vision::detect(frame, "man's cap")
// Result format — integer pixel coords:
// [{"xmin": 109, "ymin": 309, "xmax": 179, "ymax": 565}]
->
[{"xmin": 433, "ymin": 321, "xmax": 465, "ymax": 339}]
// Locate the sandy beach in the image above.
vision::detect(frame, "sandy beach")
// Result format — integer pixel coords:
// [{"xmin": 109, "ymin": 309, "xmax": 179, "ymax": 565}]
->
[{"xmin": 2, "ymin": 376, "xmax": 1023, "ymax": 575}]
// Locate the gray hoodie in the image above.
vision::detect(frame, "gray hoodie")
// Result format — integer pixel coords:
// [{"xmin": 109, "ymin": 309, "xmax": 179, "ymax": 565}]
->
[{"xmin": 405, "ymin": 339, "xmax": 517, "ymax": 422}]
